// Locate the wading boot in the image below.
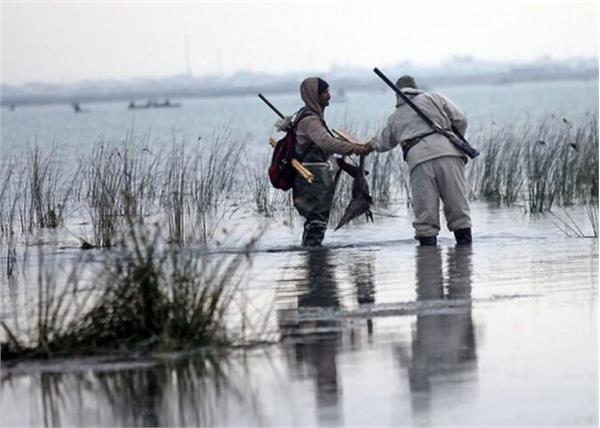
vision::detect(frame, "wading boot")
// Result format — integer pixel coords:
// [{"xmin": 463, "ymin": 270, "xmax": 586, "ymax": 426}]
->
[
  {"xmin": 417, "ymin": 236, "xmax": 437, "ymax": 246},
  {"xmin": 302, "ymin": 219, "xmax": 326, "ymax": 247},
  {"xmin": 454, "ymin": 228, "xmax": 472, "ymax": 245}
]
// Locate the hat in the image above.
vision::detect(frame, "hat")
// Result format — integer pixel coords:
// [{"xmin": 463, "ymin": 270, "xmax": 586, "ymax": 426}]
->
[
  {"xmin": 317, "ymin": 78, "xmax": 329, "ymax": 96},
  {"xmin": 396, "ymin": 75, "xmax": 417, "ymax": 89}
]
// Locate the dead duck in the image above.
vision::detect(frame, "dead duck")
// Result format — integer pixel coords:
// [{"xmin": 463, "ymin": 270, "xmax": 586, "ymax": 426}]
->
[{"xmin": 335, "ymin": 155, "xmax": 374, "ymax": 230}]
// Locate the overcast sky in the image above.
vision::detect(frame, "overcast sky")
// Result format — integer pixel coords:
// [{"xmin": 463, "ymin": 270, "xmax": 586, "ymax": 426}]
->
[{"xmin": 1, "ymin": 0, "xmax": 598, "ymax": 85}]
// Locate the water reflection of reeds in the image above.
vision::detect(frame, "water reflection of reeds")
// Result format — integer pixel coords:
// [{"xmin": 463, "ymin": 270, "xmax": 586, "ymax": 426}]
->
[{"xmin": 2, "ymin": 350, "xmax": 264, "ymax": 427}]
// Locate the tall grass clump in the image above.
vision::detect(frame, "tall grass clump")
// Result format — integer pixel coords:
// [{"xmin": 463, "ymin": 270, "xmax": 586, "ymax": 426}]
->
[
  {"xmin": 468, "ymin": 114, "xmax": 598, "ymax": 212},
  {"xmin": 469, "ymin": 124, "xmax": 524, "ymax": 204},
  {"xmin": 159, "ymin": 129, "xmax": 244, "ymax": 244},
  {"xmin": 0, "ymin": 223, "xmax": 259, "ymax": 360},
  {"xmin": 367, "ymin": 150, "xmax": 407, "ymax": 207},
  {"xmin": 245, "ymin": 159, "xmax": 287, "ymax": 217},
  {"xmin": 162, "ymin": 143, "xmax": 189, "ymax": 244},
  {"xmin": 0, "ymin": 160, "xmax": 18, "ymax": 237},
  {"xmin": 82, "ymin": 136, "xmax": 161, "ymax": 247},
  {"xmin": 0, "ymin": 144, "xmax": 79, "ymax": 234},
  {"xmin": 189, "ymin": 129, "xmax": 243, "ymax": 243}
]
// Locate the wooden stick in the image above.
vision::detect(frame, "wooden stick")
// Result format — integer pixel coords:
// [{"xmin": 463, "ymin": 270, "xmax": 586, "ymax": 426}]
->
[
  {"xmin": 332, "ymin": 128, "xmax": 365, "ymax": 145},
  {"xmin": 269, "ymin": 138, "xmax": 315, "ymax": 183}
]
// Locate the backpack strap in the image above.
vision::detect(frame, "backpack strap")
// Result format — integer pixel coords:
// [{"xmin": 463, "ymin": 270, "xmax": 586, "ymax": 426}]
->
[
  {"xmin": 292, "ymin": 107, "xmax": 317, "ymax": 130},
  {"xmin": 292, "ymin": 107, "xmax": 334, "ymax": 162}
]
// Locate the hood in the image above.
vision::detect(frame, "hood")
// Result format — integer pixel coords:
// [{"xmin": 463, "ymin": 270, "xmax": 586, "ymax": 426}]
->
[
  {"xmin": 396, "ymin": 88, "xmax": 424, "ymax": 108},
  {"xmin": 300, "ymin": 77, "xmax": 324, "ymax": 119}
]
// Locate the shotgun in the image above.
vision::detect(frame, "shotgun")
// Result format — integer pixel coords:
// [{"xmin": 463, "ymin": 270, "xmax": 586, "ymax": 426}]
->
[
  {"xmin": 258, "ymin": 93, "xmax": 367, "ymax": 180},
  {"xmin": 258, "ymin": 93, "xmax": 315, "ymax": 183},
  {"xmin": 373, "ymin": 67, "xmax": 479, "ymax": 159}
]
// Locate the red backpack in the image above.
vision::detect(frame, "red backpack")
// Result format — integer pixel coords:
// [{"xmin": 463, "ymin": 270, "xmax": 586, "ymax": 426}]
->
[{"xmin": 268, "ymin": 110, "xmax": 313, "ymax": 191}]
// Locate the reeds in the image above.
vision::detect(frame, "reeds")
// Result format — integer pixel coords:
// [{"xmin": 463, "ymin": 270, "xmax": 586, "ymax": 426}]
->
[
  {"xmin": 82, "ymin": 134, "xmax": 163, "ymax": 247},
  {"xmin": 469, "ymin": 114, "xmax": 598, "ymax": 212},
  {"xmin": 367, "ymin": 150, "xmax": 407, "ymax": 207},
  {"xmin": 1, "ymin": 113, "xmax": 595, "ymax": 252},
  {"xmin": 246, "ymin": 159, "xmax": 279, "ymax": 217},
  {"xmin": 159, "ymin": 128, "xmax": 245, "ymax": 244},
  {"xmin": 0, "ymin": 222, "xmax": 259, "ymax": 360}
]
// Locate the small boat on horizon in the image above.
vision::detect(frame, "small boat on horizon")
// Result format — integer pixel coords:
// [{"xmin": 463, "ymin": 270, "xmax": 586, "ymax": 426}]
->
[
  {"xmin": 128, "ymin": 99, "xmax": 182, "ymax": 110},
  {"xmin": 72, "ymin": 102, "xmax": 90, "ymax": 113}
]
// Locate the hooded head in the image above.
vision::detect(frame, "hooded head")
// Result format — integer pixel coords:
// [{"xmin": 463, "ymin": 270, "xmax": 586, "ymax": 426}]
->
[{"xmin": 300, "ymin": 77, "xmax": 330, "ymax": 118}]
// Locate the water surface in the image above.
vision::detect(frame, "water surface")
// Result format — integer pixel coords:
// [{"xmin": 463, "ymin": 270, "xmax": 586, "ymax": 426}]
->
[{"xmin": 2, "ymin": 203, "xmax": 597, "ymax": 426}]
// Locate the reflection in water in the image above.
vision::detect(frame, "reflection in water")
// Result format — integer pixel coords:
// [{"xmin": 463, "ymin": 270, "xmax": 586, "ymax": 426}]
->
[
  {"xmin": 398, "ymin": 246, "xmax": 477, "ymax": 416},
  {"xmin": 349, "ymin": 253, "xmax": 376, "ymax": 340},
  {"xmin": 278, "ymin": 248, "xmax": 342, "ymax": 426},
  {"xmin": 3, "ymin": 352, "xmax": 260, "ymax": 427}
]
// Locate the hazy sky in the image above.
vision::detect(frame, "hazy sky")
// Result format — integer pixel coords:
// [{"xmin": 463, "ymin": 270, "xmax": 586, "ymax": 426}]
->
[{"xmin": 1, "ymin": 0, "xmax": 598, "ymax": 85}]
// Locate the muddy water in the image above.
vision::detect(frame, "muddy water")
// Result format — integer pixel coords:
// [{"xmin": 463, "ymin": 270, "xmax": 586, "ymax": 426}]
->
[{"xmin": 1, "ymin": 203, "xmax": 598, "ymax": 426}]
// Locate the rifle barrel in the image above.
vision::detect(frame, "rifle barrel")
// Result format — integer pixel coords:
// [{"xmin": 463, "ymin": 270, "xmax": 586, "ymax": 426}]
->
[
  {"xmin": 373, "ymin": 68, "xmax": 436, "ymax": 129},
  {"xmin": 258, "ymin": 93, "xmax": 285, "ymax": 119},
  {"xmin": 373, "ymin": 67, "xmax": 479, "ymax": 159}
]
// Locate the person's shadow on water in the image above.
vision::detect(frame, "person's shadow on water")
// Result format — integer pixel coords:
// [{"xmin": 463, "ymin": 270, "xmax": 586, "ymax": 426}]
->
[{"xmin": 395, "ymin": 245, "xmax": 478, "ymax": 415}]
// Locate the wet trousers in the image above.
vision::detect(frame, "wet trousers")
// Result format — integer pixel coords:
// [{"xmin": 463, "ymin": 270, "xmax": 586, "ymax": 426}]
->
[
  {"xmin": 410, "ymin": 156, "xmax": 471, "ymax": 238},
  {"xmin": 292, "ymin": 164, "xmax": 335, "ymax": 247}
]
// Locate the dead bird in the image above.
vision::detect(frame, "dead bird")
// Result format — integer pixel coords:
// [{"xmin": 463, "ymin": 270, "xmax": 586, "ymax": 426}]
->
[{"xmin": 335, "ymin": 155, "xmax": 374, "ymax": 230}]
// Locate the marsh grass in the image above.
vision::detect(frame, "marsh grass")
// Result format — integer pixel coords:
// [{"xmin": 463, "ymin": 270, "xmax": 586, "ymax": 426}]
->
[
  {"xmin": 0, "ymin": 247, "xmax": 94, "ymax": 359},
  {"xmin": 0, "ymin": 146, "xmax": 78, "ymax": 238},
  {"xmin": 2, "ymin": 114, "xmax": 596, "ymax": 250},
  {"xmin": 82, "ymin": 135, "xmax": 162, "ymax": 247},
  {"xmin": 367, "ymin": 150, "xmax": 407, "ymax": 207},
  {"xmin": 0, "ymin": 222, "xmax": 260, "ymax": 360},
  {"xmin": 469, "ymin": 115, "xmax": 598, "ymax": 212},
  {"xmin": 162, "ymin": 143, "xmax": 189, "ymax": 244},
  {"xmin": 549, "ymin": 204, "xmax": 599, "ymax": 238},
  {"xmin": 0, "ymin": 161, "xmax": 16, "ymax": 236},
  {"xmin": 159, "ymin": 129, "xmax": 245, "ymax": 244},
  {"xmin": 189, "ymin": 129, "xmax": 243, "ymax": 243},
  {"xmin": 245, "ymin": 159, "xmax": 283, "ymax": 218},
  {"xmin": 469, "ymin": 125, "xmax": 524, "ymax": 204}
]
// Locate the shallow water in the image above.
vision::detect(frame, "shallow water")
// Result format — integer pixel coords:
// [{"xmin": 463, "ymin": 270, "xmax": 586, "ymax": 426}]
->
[{"xmin": 2, "ymin": 203, "xmax": 597, "ymax": 426}]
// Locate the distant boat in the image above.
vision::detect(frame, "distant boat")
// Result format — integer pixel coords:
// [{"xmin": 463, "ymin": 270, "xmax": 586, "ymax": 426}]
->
[
  {"xmin": 72, "ymin": 102, "xmax": 90, "ymax": 113},
  {"xmin": 151, "ymin": 99, "xmax": 181, "ymax": 108},
  {"xmin": 128, "ymin": 100, "xmax": 151, "ymax": 110},
  {"xmin": 128, "ymin": 99, "xmax": 181, "ymax": 110}
]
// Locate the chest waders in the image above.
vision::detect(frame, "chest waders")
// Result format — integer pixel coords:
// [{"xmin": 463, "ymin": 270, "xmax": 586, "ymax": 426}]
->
[{"xmin": 292, "ymin": 109, "xmax": 336, "ymax": 247}]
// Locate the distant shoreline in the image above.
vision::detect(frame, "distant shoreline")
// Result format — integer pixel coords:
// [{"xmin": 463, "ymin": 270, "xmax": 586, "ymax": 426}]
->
[{"xmin": 2, "ymin": 73, "xmax": 598, "ymax": 108}]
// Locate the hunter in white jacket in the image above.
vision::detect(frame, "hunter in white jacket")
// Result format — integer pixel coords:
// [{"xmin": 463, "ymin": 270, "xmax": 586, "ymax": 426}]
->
[{"xmin": 369, "ymin": 75, "xmax": 472, "ymax": 246}]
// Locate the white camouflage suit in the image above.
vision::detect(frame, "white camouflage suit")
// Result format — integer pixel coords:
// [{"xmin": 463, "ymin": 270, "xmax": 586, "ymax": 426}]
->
[{"xmin": 371, "ymin": 87, "xmax": 471, "ymax": 239}]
